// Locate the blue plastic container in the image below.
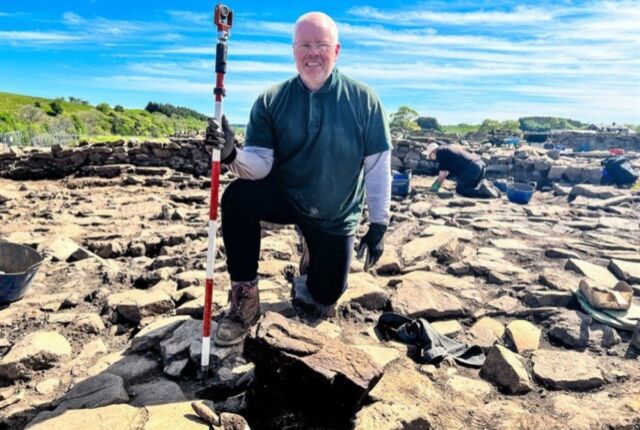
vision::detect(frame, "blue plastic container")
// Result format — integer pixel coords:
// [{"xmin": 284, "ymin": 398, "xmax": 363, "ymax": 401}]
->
[
  {"xmin": 506, "ymin": 182, "xmax": 535, "ymax": 205},
  {"xmin": 0, "ymin": 242, "xmax": 44, "ymax": 304},
  {"xmin": 391, "ymin": 170, "xmax": 411, "ymax": 197}
]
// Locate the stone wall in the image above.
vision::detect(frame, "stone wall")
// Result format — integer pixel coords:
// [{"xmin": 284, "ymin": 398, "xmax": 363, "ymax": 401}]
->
[
  {"xmin": 391, "ymin": 139, "xmax": 438, "ymax": 174},
  {"xmin": 1, "ymin": 137, "xmax": 638, "ymax": 187},
  {"xmin": 0, "ymin": 138, "xmax": 213, "ymax": 180},
  {"xmin": 547, "ymin": 132, "xmax": 640, "ymax": 152}
]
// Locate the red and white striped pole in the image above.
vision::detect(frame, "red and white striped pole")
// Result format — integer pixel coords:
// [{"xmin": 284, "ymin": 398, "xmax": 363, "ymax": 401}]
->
[{"xmin": 201, "ymin": 2, "xmax": 233, "ymax": 383}]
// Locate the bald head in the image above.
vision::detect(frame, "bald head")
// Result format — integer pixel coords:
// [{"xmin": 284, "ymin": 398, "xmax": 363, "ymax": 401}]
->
[{"xmin": 293, "ymin": 12, "xmax": 339, "ymax": 44}]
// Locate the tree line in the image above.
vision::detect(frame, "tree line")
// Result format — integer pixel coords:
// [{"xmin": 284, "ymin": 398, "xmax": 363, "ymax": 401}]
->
[{"xmin": 388, "ymin": 105, "xmax": 598, "ymax": 134}]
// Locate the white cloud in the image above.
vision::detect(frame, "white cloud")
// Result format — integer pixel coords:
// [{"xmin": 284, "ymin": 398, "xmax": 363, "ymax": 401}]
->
[
  {"xmin": 156, "ymin": 41, "xmax": 292, "ymax": 57},
  {"xmin": 62, "ymin": 11, "xmax": 85, "ymax": 26},
  {"xmin": 166, "ymin": 10, "xmax": 209, "ymax": 24},
  {"xmin": 0, "ymin": 31, "xmax": 82, "ymax": 43},
  {"xmin": 347, "ymin": 5, "xmax": 554, "ymax": 26}
]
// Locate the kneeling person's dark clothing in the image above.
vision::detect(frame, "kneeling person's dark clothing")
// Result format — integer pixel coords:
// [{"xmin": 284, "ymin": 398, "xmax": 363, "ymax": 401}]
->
[
  {"xmin": 221, "ymin": 175, "xmax": 353, "ymax": 306},
  {"xmin": 435, "ymin": 144, "xmax": 486, "ymax": 197}
]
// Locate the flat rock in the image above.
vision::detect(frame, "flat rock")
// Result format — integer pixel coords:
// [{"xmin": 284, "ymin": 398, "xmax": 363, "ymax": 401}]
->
[
  {"xmin": 445, "ymin": 375, "xmax": 492, "ymax": 402},
  {"xmin": 26, "ymin": 404, "xmax": 144, "ymax": 430},
  {"xmin": 258, "ymin": 260, "xmax": 294, "ymax": 277},
  {"xmin": 467, "ymin": 317, "xmax": 505, "ymax": 349},
  {"xmin": 103, "ymin": 354, "xmax": 159, "ymax": 383},
  {"xmin": 107, "ymin": 290, "xmax": 175, "ymax": 324},
  {"xmin": 480, "ymin": 345, "xmax": 532, "ymax": 394},
  {"xmin": 401, "ymin": 233, "xmax": 457, "ymax": 266},
  {"xmin": 0, "ymin": 330, "xmax": 71, "ymax": 380},
  {"xmin": 565, "ymin": 258, "xmax": 618, "ymax": 287},
  {"xmin": 354, "ymin": 344, "xmax": 400, "ymax": 369},
  {"xmin": 547, "ymin": 310, "xmax": 620, "ymax": 350},
  {"xmin": 375, "ymin": 246, "xmax": 402, "ymax": 275},
  {"xmin": 175, "ymin": 270, "xmax": 206, "ymax": 289},
  {"xmin": 390, "ymin": 273, "xmax": 465, "ymax": 319},
  {"xmin": 163, "ymin": 358, "xmax": 189, "ymax": 378},
  {"xmin": 431, "ymin": 320, "xmax": 463, "ymax": 337},
  {"xmin": 491, "ymin": 238, "xmax": 538, "ymax": 251},
  {"xmin": 159, "ymin": 319, "xmax": 216, "ymax": 365},
  {"xmin": 532, "ymin": 349, "xmax": 604, "ymax": 390},
  {"xmin": 505, "ymin": 320, "xmax": 540, "ymax": 352},
  {"xmin": 128, "ymin": 378, "xmax": 187, "ymax": 406},
  {"xmin": 539, "ymin": 269, "xmax": 580, "ymax": 292},
  {"xmin": 338, "ymin": 272, "xmax": 389, "ymax": 310},
  {"xmin": 354, "ymin": 359, "xmax": 461, "ymax": 429},
  {"xmin": 261, "ymin": 236, "xmax": 293, "ymax": 260},
  {"xmin": 38, "ymin": 236, "xmax": 82, "ymax": 262},
  {"xmin": 421, "ymin": 224, "xmax": 474, "ymax": 241},
  {"xmin": 569, "ymin": 184, "xmax": 618, "ymax": 200},
  {"xmin": 522, "ymin": 289, "xmax": 574, "ymax": 307},
  {"xmin": 245, "ymin": 311, "xmax": 383, "ymax": 414},
  {"xmin": 545, "ymin": 248, "xmax": 580, "ymax": 259},
  {"xmin": 54, "ymin": 372, "xmax": 129, "ymax": 412},
  {"xmin": 145, "ymin": 401, "xmax": 221, "ymax": 430},
  {"xmin": 131, "ymin": 316, "xmax": 190, "ymax": 352},
  {"xmin": 609, "ymin": 259, "xmax": 640, "ymax": 283}
]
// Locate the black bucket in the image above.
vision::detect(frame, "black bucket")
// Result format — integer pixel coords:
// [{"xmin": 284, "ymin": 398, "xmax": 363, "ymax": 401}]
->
[{"xmin": 0, "ymin": 241, "xmax": 44, "ymax": 304}]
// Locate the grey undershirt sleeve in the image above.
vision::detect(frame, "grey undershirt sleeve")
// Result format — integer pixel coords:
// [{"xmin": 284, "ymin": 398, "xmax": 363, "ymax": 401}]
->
[
  {"xmin": 227, "ymin": 147, "xmax": 274, "ymax": 180},
  {"xmin": 363, "ymin": 149, "xmax": 391, "ymax": 225}
]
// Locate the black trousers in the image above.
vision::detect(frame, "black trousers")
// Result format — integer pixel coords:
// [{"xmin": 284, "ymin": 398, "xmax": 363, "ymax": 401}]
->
[
  {"xmin": 220, "ymin": 175, "xmax": 354, "ymax": 306},
  {"xmin": 455, "ymin": 160, "xmax": 485, "ymax": 197}
]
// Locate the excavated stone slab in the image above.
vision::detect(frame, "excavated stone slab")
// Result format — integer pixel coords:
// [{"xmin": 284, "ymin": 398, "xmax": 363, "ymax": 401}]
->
[
  {"xmin": 491, "ymin": 238, "xmax": 539, "ymax": 251},
  {"xmin": 421, "ymin": 224, "xmax": 474, "ymax": 241},
  {"xmin": 480, "ymin": 345, "xmax": 532, "ymax": 394},
  {"xmin": 565, "ymin": 258, "xmax": 618, "ymax": 287},
  {"xmin": 539, "ymin": 269, "xmax": 580, "ymax": 292},
  {"xmin": 53, "ymin": 372, "xmax": 129, "ymax": 412},
  {"xmin": 522, "ymin": 289, "xmax": 574, "ymax": 307},
  {"xmin": 107, "ymin": 290, "xmax": 175, "ymax": 324},
  {"xmin": 26, "ymin": 404, "xmax": 145, "ymax": 430},
  {"xmin": 390, "ymin": 275, "xmax": 465, "ymax": 319},
  {"xmin": 128, "ymin": 378, "xmax": 187, "ymax": 407},
  {"xmin": 431, "ymin": 320, "xmax": 463, "ymax": 337},
  {"xmin": 338, "ymin": 272, "xmax": 389, "ymax": 311},
  {"xmin": 506, "ymin": 320, "xmax": 541, "ymax": 352},
  {"xmin": 609, "ymin": 259, "xmax": 640, "ymax": 283},
  {"xmin": 0, "ymin": 330, "xmax": 71, "ymax": 380},
  {"xmin": 401, "ymin": 233, "xmax": 457, "ymax": 266},
  {"xmin": 547, "ymin": 310, "xmax": 620, "ymax": 350},
  {"xmin": 532, "ymin": 349, "xmax": 604, "ymax": 391},
  {"xmin": 245, "ymin": 311, "xmax": 383, "ymax": 414},
  {"xmin": 467, "ymin": 317, "xmax": 505, "ymax": 349},
  {"xmin": 354, "ymin": 359, "xmax": 463, "ymax": 430},
  {"xmin": 131, "ymin": 316, "xmax": 190, "ymax": 352}
]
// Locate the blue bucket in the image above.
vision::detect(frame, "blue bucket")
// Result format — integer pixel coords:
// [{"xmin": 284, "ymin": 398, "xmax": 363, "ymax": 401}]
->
[
  {"xmin": 0, "ymin": 241, "xmax": 44, "ymax": 304},
  {"xmin": 506, "ymin": 182, "xmax": 535, "ymax": 205},
  {"xmin": 391, "ymin": 170, "xmax": 411, "ymax": 197}
]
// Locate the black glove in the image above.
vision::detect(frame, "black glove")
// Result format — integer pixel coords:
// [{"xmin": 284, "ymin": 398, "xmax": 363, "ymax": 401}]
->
[
  {"xmin": 356, "ymin": 223, "xmax": 387, "ymax": 270},
  {"xmin": 205, "ymin": 115, "xmax": 236, "ymax": 163}
]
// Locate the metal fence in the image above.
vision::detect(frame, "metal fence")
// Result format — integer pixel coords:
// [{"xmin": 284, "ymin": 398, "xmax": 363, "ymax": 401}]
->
[{"xmin": 0, "ymin": 129, "xmax": 79, "ymax": 150}]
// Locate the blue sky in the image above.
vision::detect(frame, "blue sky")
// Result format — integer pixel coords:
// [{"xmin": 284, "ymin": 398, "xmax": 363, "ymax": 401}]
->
[{"xmin": 0, "ymin": 0, "xmax": 638, "ymax": 125}]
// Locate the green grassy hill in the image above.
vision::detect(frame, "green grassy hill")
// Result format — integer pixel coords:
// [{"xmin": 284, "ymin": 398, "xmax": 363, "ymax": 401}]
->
[{"xmin": 0, "ymin": 92, "xmax": 208, "ymax": 144}]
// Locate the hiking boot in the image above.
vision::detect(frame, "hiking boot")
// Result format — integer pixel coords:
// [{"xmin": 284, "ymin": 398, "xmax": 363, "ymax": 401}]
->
[
  {"xmin": 291, "ymin": 275, "xmax": 337, "ymax": 318},
  {"xmin": 214, "ymin": 279, "xmax": 260, "ymax": 346}
]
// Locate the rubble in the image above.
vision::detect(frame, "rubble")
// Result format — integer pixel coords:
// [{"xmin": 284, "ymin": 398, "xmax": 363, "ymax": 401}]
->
[{"xmin": 0, "ymin": 141, "xmax": 638, "ymax": 429}]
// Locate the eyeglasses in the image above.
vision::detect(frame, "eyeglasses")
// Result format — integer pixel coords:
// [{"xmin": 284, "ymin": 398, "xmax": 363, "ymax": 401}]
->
[{"xmin": 293, "ymin": 43, "xmax": 334, "ymax": 53}]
